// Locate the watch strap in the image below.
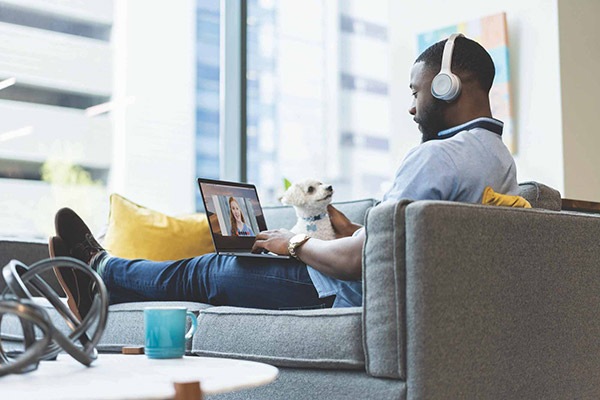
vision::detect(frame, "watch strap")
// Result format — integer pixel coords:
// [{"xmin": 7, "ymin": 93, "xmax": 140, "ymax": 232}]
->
[{"xmin": 288, "ymin": 234, "xmax": 310, "ymax": 260}]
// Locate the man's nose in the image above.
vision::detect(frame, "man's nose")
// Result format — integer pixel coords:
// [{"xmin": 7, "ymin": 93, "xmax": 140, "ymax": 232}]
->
[{"xmin": 408, "ymin": 105, "xmax": 416, "ymax": 116}]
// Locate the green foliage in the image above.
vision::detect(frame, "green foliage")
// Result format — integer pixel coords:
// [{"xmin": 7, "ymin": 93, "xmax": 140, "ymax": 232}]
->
[
  {"xmin": 40, "ymin": 159, "xmax": 100, "ymax": 186},
  {"xmin": 283, "ymin": 178, "xmax": 292, "ymax": 190}
]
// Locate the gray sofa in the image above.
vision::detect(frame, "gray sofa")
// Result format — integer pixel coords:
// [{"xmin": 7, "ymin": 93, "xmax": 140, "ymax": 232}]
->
[{"xmin": 3, "ymin": 182, "xmax": 600, "ymax": 399}]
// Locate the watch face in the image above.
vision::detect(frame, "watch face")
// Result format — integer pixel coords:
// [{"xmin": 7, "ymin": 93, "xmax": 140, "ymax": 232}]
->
[
  {"xmin": 291, "ymin": 234, "xmax": 302, "ymax": 244},
  {"xmin": 289, "ymin": 234, "xmax": 309, "ymax": 258},
  {"xmin": 293, "ymin": 234, "xmax": 309, "ymax": 245}
]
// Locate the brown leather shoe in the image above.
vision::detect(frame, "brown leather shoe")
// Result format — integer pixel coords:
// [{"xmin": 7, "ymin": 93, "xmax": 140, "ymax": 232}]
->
[
  {"xmin": 49, "ymin": 236, "xmax": 96, "ymax": 322},
  {"xmin": 55, "ymin": 207, "xmax": 105, "ymax": 265}
]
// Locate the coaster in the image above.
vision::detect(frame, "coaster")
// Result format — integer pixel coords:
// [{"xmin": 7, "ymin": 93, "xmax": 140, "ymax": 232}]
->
[{"xmin": 121, "ymin": 346, "xmax": 145, "ymax": 355}]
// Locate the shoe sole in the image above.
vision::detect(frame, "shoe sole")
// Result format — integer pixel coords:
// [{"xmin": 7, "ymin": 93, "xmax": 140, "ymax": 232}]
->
[{"xmin": 49, "ymin": 237, "xmax": 84, "ymax": 322}]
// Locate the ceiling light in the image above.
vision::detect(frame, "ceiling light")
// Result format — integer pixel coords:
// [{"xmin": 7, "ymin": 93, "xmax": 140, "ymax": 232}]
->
[
  {"xmin": 0, "ymin": 77, "xmax": 16, "ymax": 91},
  {"xmin": 0, "ymin": 126, "xmax": 33, "ymax": 142}
]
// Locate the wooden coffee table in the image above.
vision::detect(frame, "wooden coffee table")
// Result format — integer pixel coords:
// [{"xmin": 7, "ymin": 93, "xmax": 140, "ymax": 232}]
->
[{"xmin": 1, "ymin": 354, "xmax": 278, "ymax": 399}]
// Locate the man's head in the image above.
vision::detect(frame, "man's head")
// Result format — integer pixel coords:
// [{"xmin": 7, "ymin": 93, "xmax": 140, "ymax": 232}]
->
[{"xmin": 409, "ymin": 36, "xmax": 496, "ymax": 142}]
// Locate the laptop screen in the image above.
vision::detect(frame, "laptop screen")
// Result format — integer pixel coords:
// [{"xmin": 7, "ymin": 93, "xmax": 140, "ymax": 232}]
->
[{"xmin": 197, "ymin": 178, "xmax": 268, "ymax": 252}]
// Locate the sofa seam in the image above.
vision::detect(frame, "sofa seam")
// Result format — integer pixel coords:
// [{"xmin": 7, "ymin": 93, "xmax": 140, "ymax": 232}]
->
[
  {"xmin": 362, "ymin": 206, "xmax": 372, "ymax": 375},
  {"xmin": 190, "ymin": 350, "xmax": 365, "ymax": 367},
  {"xmin": 198, "ymin": 311, "xmax": 361, "ymax": 318},
  {"xmin": 396, "ymin": 201, "xmax": 409, "ymax": 380}
]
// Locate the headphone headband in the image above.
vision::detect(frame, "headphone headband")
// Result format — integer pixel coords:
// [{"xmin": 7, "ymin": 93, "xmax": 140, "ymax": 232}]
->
[{"xmin": 440, "ymin": 33, "xmax": 463, "ymax": 73}]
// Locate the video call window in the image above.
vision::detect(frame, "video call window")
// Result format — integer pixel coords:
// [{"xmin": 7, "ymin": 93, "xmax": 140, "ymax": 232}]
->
[
  {"xmin": 198, "ymin": 180, "xmax": 267, "ymax": 248},
  {"xmin": 212, "ymin": 195, "xmax": 259, "ymax": 237}
]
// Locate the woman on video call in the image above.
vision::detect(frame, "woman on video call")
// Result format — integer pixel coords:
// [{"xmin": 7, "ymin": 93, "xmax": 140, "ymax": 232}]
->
[{"xmin": 229, "ymin": 197, "xmax": 255, "ymax": 237}]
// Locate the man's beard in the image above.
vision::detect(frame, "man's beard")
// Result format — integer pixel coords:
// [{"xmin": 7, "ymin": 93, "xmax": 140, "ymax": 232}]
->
[{"xmin": 416, "ymin": 100, "xmax": 447, "ymax": 143}]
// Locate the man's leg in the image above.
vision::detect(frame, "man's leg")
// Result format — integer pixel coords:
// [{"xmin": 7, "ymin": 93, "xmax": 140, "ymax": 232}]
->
[
  {"xmin": 50, "ymin": 207, "xmax": 333, "ymax": 319},
  {"xmin": 100, "ymin": 253, "xmax": 332, "ymax": 310}
]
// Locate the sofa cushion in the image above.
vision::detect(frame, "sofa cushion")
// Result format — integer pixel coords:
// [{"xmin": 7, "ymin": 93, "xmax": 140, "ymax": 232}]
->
[
  {"xmin": 192, "ymin": 306, "xmax": 364, "ymax": 370},
  {"xmin": 263, "ymin": 198, "xmax": 378, "ymax": 231},
  {"xmin": 517, "ymin": 181, "xmax": 561, "ymax": 210},
  {"xmin": 103, "ymin": 194, "xmax": 214, "ymax": 261},
  {"xmin": 0, "ymin": 297, "xmax": 70, "ymax": 341},
  {"xmin": 482, "ymin": 186, "xmax": 531, "ymax": 208}
]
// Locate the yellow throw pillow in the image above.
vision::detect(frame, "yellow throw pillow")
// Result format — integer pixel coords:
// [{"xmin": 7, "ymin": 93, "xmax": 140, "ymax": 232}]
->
[
  {"xmin": 481, "ymin": 186, "xmax": 532, "ymax": 208},
  {"xmin": 103, "ymin": 194, "xmax": 214, "ymax": 261}
]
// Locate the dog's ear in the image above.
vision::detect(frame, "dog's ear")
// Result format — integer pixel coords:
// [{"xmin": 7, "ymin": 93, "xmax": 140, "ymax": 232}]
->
[{"xmin": 281, "ymin": 184, "xmax": 303, "ymax": 206}]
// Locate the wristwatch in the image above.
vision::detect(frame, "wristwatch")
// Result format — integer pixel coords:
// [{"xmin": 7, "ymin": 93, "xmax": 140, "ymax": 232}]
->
[{"xmin": 288, "ymin": 233, "xmax": 310, "ymax": 260}]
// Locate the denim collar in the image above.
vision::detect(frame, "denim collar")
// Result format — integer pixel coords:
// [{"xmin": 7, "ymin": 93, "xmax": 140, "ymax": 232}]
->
[{"xmin": 436, "ymin": 117, "xmax": 503, "ymax": 139}]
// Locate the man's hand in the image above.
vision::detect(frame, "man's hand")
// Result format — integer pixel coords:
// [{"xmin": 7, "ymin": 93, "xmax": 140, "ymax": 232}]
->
[
  {"xmin": 251, "ymin": 229, "xmax": 296, "ymax": 256},
  {"xmin": 328, "ymin": 205, "xmax": 363, "ymax": 238}
]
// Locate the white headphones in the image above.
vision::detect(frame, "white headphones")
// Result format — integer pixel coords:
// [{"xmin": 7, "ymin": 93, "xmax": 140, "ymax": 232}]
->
[{"xmin": 431, "ymin": 33, "xmax": 464, "ymax": 102}]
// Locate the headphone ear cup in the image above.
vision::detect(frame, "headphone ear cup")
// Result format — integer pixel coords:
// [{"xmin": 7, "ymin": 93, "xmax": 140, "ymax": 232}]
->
[{"xmin": 431, "ymin": 72, "xmax": 461, "ymax": 102}]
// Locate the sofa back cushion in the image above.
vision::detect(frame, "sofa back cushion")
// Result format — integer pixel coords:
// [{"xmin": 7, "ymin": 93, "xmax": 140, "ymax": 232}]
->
[
  {"xmin": 0, "ymin": 238, "xmax": 62, "ymax": 295},
  {"xmin": 517, "ymin": 181, "xmax": 561, "ymax": 210},
  {"xmin": 263, "ymin": 198, "xmax": 378, "ymax": 230}
]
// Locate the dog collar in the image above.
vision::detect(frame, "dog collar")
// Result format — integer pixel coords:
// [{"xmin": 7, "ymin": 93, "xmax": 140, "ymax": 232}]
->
[{"xmin": 301, "ymin": 213, "xmax": 329, "ymax": 222}]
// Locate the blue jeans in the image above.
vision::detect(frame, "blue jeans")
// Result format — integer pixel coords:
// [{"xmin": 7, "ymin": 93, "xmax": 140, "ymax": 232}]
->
[{"xmin": 100, "ymin": 253, "xmax": 334, "ymax": 310}]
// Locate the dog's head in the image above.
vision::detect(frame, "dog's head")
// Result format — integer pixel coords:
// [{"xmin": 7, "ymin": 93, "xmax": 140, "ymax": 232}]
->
[{"xmin": 281, "ymin": 179, "xmax": 334, "ymax": 217}]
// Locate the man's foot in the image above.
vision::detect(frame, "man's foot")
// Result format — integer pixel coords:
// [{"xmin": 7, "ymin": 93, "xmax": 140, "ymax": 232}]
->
[
  {"xmin": 49, "ymin": 236, "xmax": 96, "ymax": 322},
  {"xmin": 51, "ymin": 208, "xmax": 106, "ymax": 321},
  {"xmin": 55, "ymin": 207, "xmax": 105, "ymax": 265}
]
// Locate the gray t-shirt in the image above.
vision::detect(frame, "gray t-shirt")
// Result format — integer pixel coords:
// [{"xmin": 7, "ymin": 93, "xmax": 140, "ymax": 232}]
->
[{"xmin": 309, "ymin": 117, "xmax": 518, "ymax": 307}]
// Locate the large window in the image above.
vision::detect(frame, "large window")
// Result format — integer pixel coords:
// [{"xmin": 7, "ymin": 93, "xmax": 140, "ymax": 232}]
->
[
  {"xmin": 246, "ymin": 0, "xmax": 392, "ymax": 204},
  {"xmin": 0, "ymin": 1, "xmax": 113, "ymax": 238},
  {"xmin": 0, "ymin": 0, "xmax": 394, "ymax": 238},
  {"xmin": 196, "ymin": 0, "xmax": 221, "ymax": 210}
]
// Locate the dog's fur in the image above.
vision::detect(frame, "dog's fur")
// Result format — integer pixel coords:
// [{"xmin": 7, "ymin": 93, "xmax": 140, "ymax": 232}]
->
[{"xmin": 281, "ymin": 179, "xmax": 336, "ymax": 240}]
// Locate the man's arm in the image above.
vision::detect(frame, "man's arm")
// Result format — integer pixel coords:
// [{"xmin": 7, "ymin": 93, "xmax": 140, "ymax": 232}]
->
[{"xmin": 251, "ymin": 228, "xmax": 365, "ymax": 281}]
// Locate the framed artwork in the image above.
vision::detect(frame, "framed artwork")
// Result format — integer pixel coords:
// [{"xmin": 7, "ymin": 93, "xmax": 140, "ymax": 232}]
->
[{"xmin": 417, "ymin": 13, "xmax": 515, "ymax": 153}]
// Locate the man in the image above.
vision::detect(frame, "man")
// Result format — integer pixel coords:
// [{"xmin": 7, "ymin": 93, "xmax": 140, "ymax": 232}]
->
[{"xmin": 51, "ymin": 35, "xmax": 518, "ymax": 321}]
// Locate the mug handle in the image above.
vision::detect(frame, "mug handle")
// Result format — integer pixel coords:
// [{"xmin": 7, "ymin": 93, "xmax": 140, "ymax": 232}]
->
[{"xmin": 185, "ymin": 311, "xmax": 198, "ymax": 340}]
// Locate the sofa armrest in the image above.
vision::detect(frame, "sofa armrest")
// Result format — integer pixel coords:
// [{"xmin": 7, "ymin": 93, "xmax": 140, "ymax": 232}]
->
[
  {"xmin": 363, "ymin": 199, "xmax": 600, "ymax": 396},
  {"xmin": 362, "ymin": 200, "xmax": 412, "ymax": 380},
  {"xmin": 402, "ymin": 201, "xmax": 600, "ymax": 399}
]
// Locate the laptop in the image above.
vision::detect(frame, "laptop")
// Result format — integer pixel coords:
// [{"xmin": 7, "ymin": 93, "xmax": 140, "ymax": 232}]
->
[{"xmin": 197, "ymin": 178, "xmax": 290, "ymax": 259}]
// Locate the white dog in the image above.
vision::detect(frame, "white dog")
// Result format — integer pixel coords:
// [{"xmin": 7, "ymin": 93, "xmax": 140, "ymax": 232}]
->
[{"xmin": 281, "ymin": 179, "xmax": 336, "ymax": 240}]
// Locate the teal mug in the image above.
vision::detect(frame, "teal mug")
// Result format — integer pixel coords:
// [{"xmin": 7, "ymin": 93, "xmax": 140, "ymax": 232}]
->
[{"xmin": 144, "ymin": 307, "xmax": 198, "ymax": 359}]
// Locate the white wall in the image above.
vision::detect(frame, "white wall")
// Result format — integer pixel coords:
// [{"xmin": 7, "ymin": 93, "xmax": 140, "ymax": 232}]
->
[
  {"xmin": 111, "ymin": 0, "xmax": 196, "ymax": 215},
  {"xmin": 558, "ymin": 0, "xmax": 600, "ymax": 201},
  {"xmin": 389, "ymin": 0, "xmax": 565, "ymax": 193}
]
